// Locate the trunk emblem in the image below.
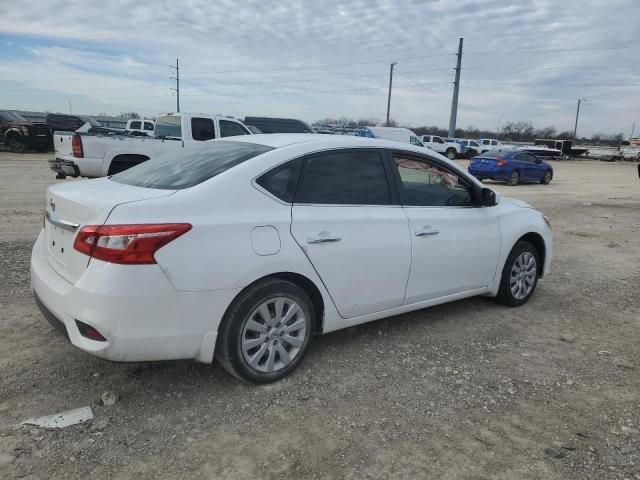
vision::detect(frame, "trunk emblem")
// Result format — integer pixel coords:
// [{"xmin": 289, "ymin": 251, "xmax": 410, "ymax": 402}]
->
[{"xmin": 50, "ymin": 198, "xmax": 55, "ymax": 212}]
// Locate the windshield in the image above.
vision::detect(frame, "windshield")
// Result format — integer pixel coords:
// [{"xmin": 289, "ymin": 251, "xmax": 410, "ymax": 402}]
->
[
  {"xmin": 154, "ymin": 115, "xmax": 182, "ymax": 138},
  {"xmin": 0, "ymin": 111, "xmax": 27, "ymax": 122},
  {"xmin": 110, "ymin": 141, "xmax": 274, "ymax": 190}
]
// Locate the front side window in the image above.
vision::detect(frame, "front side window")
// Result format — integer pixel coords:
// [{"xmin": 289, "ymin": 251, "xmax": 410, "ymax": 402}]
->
[
  {"xmin": 482, "ymin": 139, "xmax": 490, "ymax": 145},
  {"xmin": 393, "ymin": 154, "xmax": 473, "ymax": 207},
  {"xmin": 144, "ymin": 122, "xmax": 154, "ymax": 131},
  {"xmin": 129, "ymin": 121, "xmax": 141, "ymax": 130},
  {"xmin": 434, "ymin": 137, "xmax": 445, "ymax": 144},
  {"xmin": 220, "ymin": 120, "xmax": 250, "ymax": 137},
  {"xmin": 470, "ymin": 141, "xmax": 479, "ymax": 147},
  {"xmin": 111, "ymin": 141, "xmax": 273, "ymax": 190},
  {"xmin": 296, "ymin": 150, "xmax": 390, "ymax": 205},
  {"xmin": 491, "ymin": 140, "xmax": 498, "ymax": 146},
  {"xmin": 256, "ymin": 159, "xmax": 302, "ymax": 203},
  {"xmin": 191, "ymin": 117, "xmax": 216, "ymax": 141}
]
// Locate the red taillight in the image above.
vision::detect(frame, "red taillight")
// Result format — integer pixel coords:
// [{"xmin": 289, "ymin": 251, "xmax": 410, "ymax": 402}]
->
[
  {"xmin": 496, "ymin": 158, "xmax": 508, "ymax": 167},
  {"xmin": 72, "ymin": 134, "xmax": 83, "ymax": 158},
  {"xmin": 73, "ymin": 223, "xmax": 192, "ymax": 264}
]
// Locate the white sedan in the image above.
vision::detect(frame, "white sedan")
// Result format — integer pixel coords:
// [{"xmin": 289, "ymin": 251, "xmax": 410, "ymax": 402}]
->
[{"xmin": 31, "ymin": 134, "xmax": 552, "ymax": 382}]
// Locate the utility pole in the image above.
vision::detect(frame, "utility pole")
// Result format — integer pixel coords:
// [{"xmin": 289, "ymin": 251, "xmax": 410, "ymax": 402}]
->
[
  {"xmin": 497, "ymin": 114, "xmax": 506, "ymax": 139},
  {"xmin": 170, "ymin": 58, "xmax": 180, "ymax": 113},
  {"xmin": 68, "ymin": 99, "xmax": 72, "ymax": 114},
  {"xmin": 630, "ymin": 121, "xmax": 635, "ymax": 139},
  {"xmin": 448, "ymin": 37, "xmax": 463, "ymax": 138},
  {"xmin": 385, "ymin": 62, "xmax": 397, "ymax": 126},
  {"xmin": 573, "ymin": 98, "xmax": 587, "ymax": 139}
]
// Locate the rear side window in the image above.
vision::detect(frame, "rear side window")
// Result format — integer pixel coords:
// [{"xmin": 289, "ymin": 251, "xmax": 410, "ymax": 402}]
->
[
  {"xmin": 220, "ymin": 120, "xmax": 250, "ymax": 137},
  {"xmin": 110, "ymin": 141, "xmax": 273, "ymax": 190},
  {"xmin": 256, "ymin": 159, "xmax": 302, "ymax": 203},
  {"xmin": 491, "ymin": 140, "xmax": 498, "ymax": 146},
  {"xmin": 191, "ymin": 117, "xmax": 216, "ymax": 141},
  {"xmin": 482, "ymin": 140, "xmax": 490, "ymax": 145},
  {"xmin": 154, "ymin": 116, "xmax": 182, "ymax": 138},
  {"xmin": 296, "ymin": 150, "xmax": 390, "ymax": 205}
]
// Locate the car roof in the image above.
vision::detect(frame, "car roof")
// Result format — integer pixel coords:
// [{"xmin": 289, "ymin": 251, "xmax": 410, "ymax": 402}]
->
[
  {"xmin": 231, "ymin": 133, "xmax": 429, "ymax": 152},
  {"xmin": 476, "ymin": 149, "xmax": 520, "ymax": 157}
]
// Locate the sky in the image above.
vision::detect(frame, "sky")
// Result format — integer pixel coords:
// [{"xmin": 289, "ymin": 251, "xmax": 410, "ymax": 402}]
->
[{"xmin": 0, "ymin": 0, "xmax": 639, "ymax": 136}]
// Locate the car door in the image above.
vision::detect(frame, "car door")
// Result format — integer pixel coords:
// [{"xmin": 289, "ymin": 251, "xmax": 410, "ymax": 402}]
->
[
  {"xmin": 290, "ymin": 149, "xmax": 411, "ymax": 319},
  {"xmin": 389, "ymin": 151, "xmax": 501, "ymax": 303},
  {"xmin": 514, "ymin": 153, "xmax": 536, "ymax": 180}
]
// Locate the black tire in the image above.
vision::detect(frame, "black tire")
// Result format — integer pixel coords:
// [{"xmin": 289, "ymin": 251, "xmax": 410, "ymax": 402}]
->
[
  {"xmin": 445, "ymin": 148, "xmax": 457, "ymax": 160},
  {"xmin": 496, "ymin": 240, "xmax": 540, "ymax": 307},
  {"xmin": 467, "ymin": 149, "xmax": 478, "ymax": 159},
  {"xmin": 8, "ymin": 137, "xmax": 26, "ymax": 154},
  {"xmin": 541, "ymin": 170, "xmax": 552, "ymax": 184},
  {"xmin": 508, "ymin": 170, "xmax": 520, "ymax": 186},
  {"xmin": 215, "ymin": 279, "xmax": 314, "ymax": 383}
]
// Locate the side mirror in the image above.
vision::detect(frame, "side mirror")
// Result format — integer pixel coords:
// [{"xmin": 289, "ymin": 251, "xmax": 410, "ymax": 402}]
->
[
  {"xmin": 481, "ymin": 187, "xmax": 498, "ymax": 206},
  {"xmin": 535, "ymin": 158, "xmax": 542, "ymax": 163}
]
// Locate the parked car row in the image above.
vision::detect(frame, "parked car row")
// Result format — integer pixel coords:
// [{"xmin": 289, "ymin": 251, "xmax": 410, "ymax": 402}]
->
[{"xmin": 0, "ymin": 110, "xmax": 158, "ymax": 153}]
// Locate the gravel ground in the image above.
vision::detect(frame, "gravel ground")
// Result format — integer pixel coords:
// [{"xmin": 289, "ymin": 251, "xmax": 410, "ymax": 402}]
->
[{"xmin": 0, "ymin": 152, "xmax": 638, "ymax": 480}]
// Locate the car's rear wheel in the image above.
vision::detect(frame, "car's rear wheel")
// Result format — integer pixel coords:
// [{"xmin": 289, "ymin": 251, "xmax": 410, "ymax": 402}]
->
[
  {"xmin": 508, "ymin": 170, "xmax": 520, "ymax": 186},
  {"xmin": 446, "ymin": 148, "xmax": 457, "ymax": 160},
  {"xmin": 496, "ymin": 241, "xmax": 539, "ymax": 306},
  {"xmin": 215, "ymin": 279, "xmax": 314, "ymax": 383},
  {"xmin": 541, "ymin": 171, "xmax": 552, "ymax": 184}
]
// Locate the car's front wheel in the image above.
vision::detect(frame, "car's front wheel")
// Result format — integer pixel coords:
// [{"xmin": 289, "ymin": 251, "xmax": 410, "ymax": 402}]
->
[
  {"xmin": 508, "ymin": 170, "xmax": 520, "ymax": 186},
  {"xmin": 541, "ymin": 170, "xmax": 552, "ymax": 184},
  {"xmin": 446, "ymin": 148, "xmax": 457, "ymax": 160},
  {"xmin": 215, "ymin": 279, "xmax": 314, "ymax": 383},
  {"xmin": 9, "ymin": 137, "xmax": 26, "ymax": 153},
  {"xmin": 496, "ymin": 241, "xmax": 539, "ymax": 306}
]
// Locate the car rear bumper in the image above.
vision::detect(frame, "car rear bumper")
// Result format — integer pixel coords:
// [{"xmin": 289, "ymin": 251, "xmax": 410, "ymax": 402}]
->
[
  {"xmin": 468, "ymin": 168, "xmax": 509, "ymax": 180},
  {"xmin": 30, "ymin": 231, "xmax": 240, "ymax": 364},
  {"xmin": 49, "ymin": 157, "xmax": 80, "ymax": 178}
]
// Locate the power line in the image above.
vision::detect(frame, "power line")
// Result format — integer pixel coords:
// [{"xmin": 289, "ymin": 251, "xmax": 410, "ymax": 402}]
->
[
  {"xmin": 189, "ymin": 53, "xmax": 454, "ymax": 75},
  {"xmin": 464, "ymin": 44, "xmax": 640, "ymax": 55}
]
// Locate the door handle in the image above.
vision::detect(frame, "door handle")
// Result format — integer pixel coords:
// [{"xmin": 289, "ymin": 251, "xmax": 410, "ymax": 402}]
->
[
  {"xmin": 415, "ymin": 226, "xmax": 440, "ymax": 237},
  {"xmin": 307, "ymin": 232, "xmax": 341, "ymax": 244}
]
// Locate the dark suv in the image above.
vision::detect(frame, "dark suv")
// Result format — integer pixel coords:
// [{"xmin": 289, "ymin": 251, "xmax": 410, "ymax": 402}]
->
[{"xmin": 0, "ymin": 110, "xmax": 52, "ymax": 153}]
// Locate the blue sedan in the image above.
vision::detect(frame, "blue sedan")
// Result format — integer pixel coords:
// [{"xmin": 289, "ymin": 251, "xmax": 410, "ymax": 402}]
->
[{"xmin": 468, "ymin": 150, "xmax": 553, "ymax": 186}]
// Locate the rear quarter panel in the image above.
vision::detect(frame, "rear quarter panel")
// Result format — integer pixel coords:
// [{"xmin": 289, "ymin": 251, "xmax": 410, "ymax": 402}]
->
[{"xmin": 103, "ymin": 152, "xmax": 342, "ymax": 331}]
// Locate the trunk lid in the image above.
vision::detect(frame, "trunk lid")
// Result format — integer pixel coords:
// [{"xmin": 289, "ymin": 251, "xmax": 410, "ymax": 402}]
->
[
  {"xmin": 471, "ymin": 157, "xmax": 501, "ymax": 169},
  {"xmin": 44, "ymin": 178, "xmax": 175, "ymax": 284}
]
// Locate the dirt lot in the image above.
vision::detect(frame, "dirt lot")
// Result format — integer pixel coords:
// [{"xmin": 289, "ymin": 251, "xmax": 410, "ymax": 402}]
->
[{"xmin": 0, "ymin": 152, "xmax": 638, "ymax": 480}]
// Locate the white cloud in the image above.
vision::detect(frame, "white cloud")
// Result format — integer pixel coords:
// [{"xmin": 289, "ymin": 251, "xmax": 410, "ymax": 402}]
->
[{"xmin": 0, "ymin": 0, "xmax": 638, "ymax": 134}]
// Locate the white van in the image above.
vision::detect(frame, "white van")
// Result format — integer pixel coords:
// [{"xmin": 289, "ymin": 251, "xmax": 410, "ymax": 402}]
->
[{"xmin": 366, "ymin": 127, "xmax": 424, "ymax": 147}]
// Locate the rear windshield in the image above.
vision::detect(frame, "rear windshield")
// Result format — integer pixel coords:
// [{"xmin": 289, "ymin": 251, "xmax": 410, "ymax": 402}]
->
[
  {"xmin": 154, "ymin": 116, "xmax": 182, "ymax": 138},
  {"xmin": 476, "ymin": 151, "xmax": 504, "ymax": 158},
  {"xmin": 110, "ymin": 141, "xmax": 273, "ymax": 190}
]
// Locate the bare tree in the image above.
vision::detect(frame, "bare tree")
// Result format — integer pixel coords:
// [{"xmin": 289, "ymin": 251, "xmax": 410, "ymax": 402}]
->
[{"xmin": 119, "ymin": 112, "xmax": 141, "ymax": 119}]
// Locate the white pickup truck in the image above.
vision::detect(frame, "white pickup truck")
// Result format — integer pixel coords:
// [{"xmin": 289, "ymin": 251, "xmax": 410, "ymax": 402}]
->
[
  {"xmin": 479, "ymin": 138, "xmax": 505, "ymax": 153},
  {"xmin": 419, "ymin": 135, "xmax": 463, "ymax": 159},
  {"xmin": 49, "ymin": 113, "xmax": 252, "ymax": 178}
]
